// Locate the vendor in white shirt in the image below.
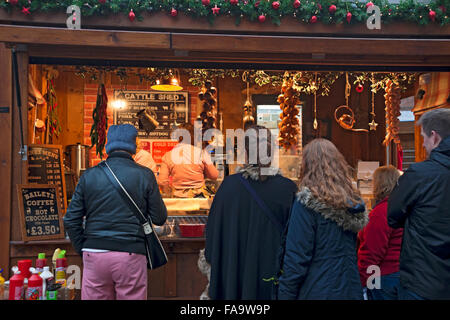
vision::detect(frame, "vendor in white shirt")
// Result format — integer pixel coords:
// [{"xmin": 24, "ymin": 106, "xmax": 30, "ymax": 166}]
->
[
  {"xmin": 158, "ymin": 122, "xmax": 219, "ymax": 198},
  {"xmin": 134, "ymin": 138, "xmax": 158, "ymax": 173}
]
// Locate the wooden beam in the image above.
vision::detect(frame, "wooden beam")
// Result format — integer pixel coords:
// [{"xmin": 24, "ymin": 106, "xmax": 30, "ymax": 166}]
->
[
  {"xmin": 171, "ymin": 33, "xmax": 450, "ymax": 56},
  {"xmin": 0, "ymin": 25, "xmax": 171, "ymax": 49},
  {"xmin": 0, "ymin": 43, "xmax": 12, "ymax": 278},
  {"xmin": 25, "ymin": 44, "xmax": 450, "ymax": 68}
]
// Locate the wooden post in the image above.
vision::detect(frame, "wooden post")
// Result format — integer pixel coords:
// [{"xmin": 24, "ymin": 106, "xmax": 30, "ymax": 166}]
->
[
  {"xmin": 10, "ymin": 45, "xmax": 29, "ymax": 247},
  {"xmin": 0, "ymin": 43, "xmax": 12, "ymax": 278}
]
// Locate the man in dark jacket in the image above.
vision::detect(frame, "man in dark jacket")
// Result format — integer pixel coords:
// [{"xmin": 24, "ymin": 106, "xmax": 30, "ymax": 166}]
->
[
  {"xmin": 388, "ymin": 108, "xmax": 450, "ymax": 300},
  {"xmin": 64, "ymin": 124, "xmax": 167, "ymax": 300}
]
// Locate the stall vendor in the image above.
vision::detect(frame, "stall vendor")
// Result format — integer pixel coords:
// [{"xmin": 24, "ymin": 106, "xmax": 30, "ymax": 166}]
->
[
  {"xmin": 134, "ymin": 138, "xmax": 158, "ymax": 173},
  {"xmin": 158, "ymin": 123, "xmax": 219, "ymax": 198}
]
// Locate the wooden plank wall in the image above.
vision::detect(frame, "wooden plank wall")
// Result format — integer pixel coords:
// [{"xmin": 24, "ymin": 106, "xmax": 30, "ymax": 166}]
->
[
  {"xmin": 0, "ymin": 43, "xmax": 12, "ymax": 277},
  {"xmin": 10, "ymin": 47, "xmax": 29, "ymax": 245}
]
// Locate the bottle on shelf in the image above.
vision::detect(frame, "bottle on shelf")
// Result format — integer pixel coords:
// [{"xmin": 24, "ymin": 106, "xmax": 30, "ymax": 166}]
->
[
  {"xmin": 8, "ymin": 267, "xmax": 24, "ymax": 300},
  {"xmin": 25, "ymin": 267, "xmax": 43, "ymax": 300},
  {"xmin": 40, "ymin": 266, "xmax": 54, "ymax": 300},
  {"xmin": 35, "ymin": 253, "xmax": 47, "ymax": 275}
]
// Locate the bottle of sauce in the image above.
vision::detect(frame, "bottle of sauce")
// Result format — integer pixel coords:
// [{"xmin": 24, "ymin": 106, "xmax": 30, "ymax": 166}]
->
[
  {"xmin": 25, "ymin": 268, "xmax": 42, "ymax": 300},
  {"xmin": 40, "ymin": 266, "xmax": 54, "ymax": 300},
  {"xmin": 35, "ymin": 253, "xmax": 47, "ymax": 275},
  {"xmin": 8, "ymin": 267, "xmax": 24, "ymax": 300},
  {"xmin": 55, "ymin": 250, "xmax": 67, "ymax": 287}
]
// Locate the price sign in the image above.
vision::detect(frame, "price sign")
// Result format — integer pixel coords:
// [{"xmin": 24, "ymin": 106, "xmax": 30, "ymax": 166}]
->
[
  {"xmin": 17, "ymin": 184, "xmax": 65, "ymax": 241},
  {"xmin": 27, "ymin": 145, "xmax": 67, "ymax": 213},
  {"xmin": 114, "ymin": 90, "xmax": 189, "ymax": 139}
]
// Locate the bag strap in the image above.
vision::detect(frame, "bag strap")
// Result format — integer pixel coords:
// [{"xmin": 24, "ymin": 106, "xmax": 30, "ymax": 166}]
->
[
  {"xmin": 238, "ymin": 174, "xmax": 283, "ymax": 233},
  {"xmin": 99, "ymin": 161, "xmax": 151, "ymax": 225}
]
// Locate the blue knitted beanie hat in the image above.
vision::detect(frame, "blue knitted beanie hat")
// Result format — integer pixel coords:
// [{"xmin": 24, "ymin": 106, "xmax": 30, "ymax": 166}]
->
[{"xmin": 105, "ymin": 124, "xmax": 138, "ymax": 154}]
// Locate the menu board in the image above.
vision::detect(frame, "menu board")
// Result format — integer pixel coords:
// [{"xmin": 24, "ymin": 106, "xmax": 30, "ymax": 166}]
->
[
  {"xmin": 114, "ymin": 90, "xmax": 189, "ymax": 139},
  {"xmin": 17, "ymin": 184, "xmax": 65, "ymax": 241},
  {"xmin": 27, "ymin": 144, "xmax": 67, "ymax": 213}
]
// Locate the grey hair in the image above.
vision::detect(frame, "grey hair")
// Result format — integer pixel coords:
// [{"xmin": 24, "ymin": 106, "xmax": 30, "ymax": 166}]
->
[{"xmin": 417, "ymin": 108, "xmax": 450, "ymax": 139}]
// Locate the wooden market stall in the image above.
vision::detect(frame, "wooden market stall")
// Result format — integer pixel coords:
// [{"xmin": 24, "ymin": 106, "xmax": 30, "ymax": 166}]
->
[{"xmin": 0, "ymin": 1, "xmax": 449, "ymax": 299}]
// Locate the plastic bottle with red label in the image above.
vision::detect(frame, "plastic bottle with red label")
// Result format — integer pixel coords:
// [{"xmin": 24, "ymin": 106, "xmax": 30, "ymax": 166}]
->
[
  {"xmin": 26, "ymin": 267, "xmax": 43, "ymax": 300},
  {"xmin": 35, "ymin": 253, "xmax": 47, "ymax": 275},
  {"xmin": 55, "ymin": 250, "xmax": 67, "ymax": 287},
  {"xmin": 8, "ymin": 267, "xmax": 24, "ymax": 300}
]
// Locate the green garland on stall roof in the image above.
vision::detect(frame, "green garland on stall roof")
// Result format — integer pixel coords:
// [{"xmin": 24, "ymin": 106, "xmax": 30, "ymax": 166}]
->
[{"xmin": 1, "ymin": 0, "xmax": 449, "ymax": 26}]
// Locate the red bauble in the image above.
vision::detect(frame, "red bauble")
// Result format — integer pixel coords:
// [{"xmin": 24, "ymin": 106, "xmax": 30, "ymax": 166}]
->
[
  {"xmin": 317, "ymin": 3, "xmax": 322, "ymax": 10},
  {"xmin": 346, "ymin": 12, "xmax": 352, "ymax": 23},
  {"xmin": 202, "ymin": 0, "xmax": 210, "ymax": 6},
  {"xmin": 310, "ymin": 15, "xmax": 318, "ymax": 23},
  {"xmin": 255, "ymin": 1, "xmax": 260, "ymax": 8},
  {"xmin": 230, "ymin": 0, "xmax": 239, "ymax": 5},
  {"xmin": 429, "ymin": 10, "xmax": 436, "ymax": 22},
  {"xmin": 439, "ymin": 5, "xmax": 446, "ymax": 13},
  {"xmin": 293, "ymin": 0, "xmax": 301, "ymax": 9},
  {"xmin": 98, "ymin": 0, "xmax": 107, "ymax": 4},
  {"xmin": 9, "ymin": 0, "xmax": 19, "ymax": 5},
  {"xmin": 329, "ymin": 5, "xmax": 336, "ymax": 14},
  {"xmin": 272, "ymin": 1, "xmax": 280, "ymax": 10},
  {"xmin": 356, "ymin": 84, "xmax": 364, "ymax": 93},
  {"xmin": 171, "ymin": 8, "xmax": 178, "ymax": 17},
  {"xmin": 258, "ymin": 14, "xmax": 266, "ymax": 23},
  {"xmin": 366, "ymin": 2, "xmax": 374, "ymax": 9},
  {"xmin": 129, "ymin": 9, "xmax": 135, "ymax": 22}
]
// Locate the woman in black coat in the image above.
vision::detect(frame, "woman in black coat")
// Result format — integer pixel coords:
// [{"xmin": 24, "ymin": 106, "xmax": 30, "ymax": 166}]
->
[
  {"xmin": 278, "ymin": 138, "xmax": 368, "ymax": 300},
  {"xmin": 205, "ymin": 125, "xmax": 297, "ymax": 300}
]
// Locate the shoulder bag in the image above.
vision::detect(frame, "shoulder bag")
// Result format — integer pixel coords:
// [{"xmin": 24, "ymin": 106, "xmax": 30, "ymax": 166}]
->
[{"xmin": 99, "ymin": 161, "xmax": 168, "ymax": 270}]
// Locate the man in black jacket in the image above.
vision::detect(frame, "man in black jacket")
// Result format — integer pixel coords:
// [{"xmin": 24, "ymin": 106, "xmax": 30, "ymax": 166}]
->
[
  {"xmin": 64, "ymin": 124, "xmax": 167, "ymax": 300},
  {"xmin": 388, "ymin": 108, "xmax": 450, "ymax": 300}
]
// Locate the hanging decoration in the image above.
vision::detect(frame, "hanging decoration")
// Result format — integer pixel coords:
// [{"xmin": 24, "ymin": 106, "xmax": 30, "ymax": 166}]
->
[
  {"xmin": 197, "ymin": 80, "xmax": 217, "ymax": 143},
  {"xmin": 334, "ymin": 73, "xmax": 368, "ymax": 133},
  {"xmin": 90, "ymin": 81, "xmax": 108, "ymax": 159},
  {"xmin": 242, "ymin": 71, "xmax": 255, "ymax": 128},
  {"xmin": 312, "ymin": 73, "xmax": 318, "ymax": 130},
  {"xmin": 1, "ymin": 1, "xmax": 448, "ymax": 26},
  {"xmin": 44, "ymin": 68, "xmax": 61, "ymax": 143},
  {"xmin": 382, "ymin": 79, "xmax": 401, "ymax": 146},
  {"xmin": 368, "ymin": 73, "xmax": 378, "ymax": 131},
  {"xmin": 277, "ymin": 73, "xmax": 301, "ymax": 150}
]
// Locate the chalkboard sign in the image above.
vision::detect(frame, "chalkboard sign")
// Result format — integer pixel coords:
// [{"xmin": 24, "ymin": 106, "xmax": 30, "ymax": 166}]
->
[
  {"xmin": 114, "ymin": 90, "xmax": 189, "ymax": 139},
  {"xmin": 17, "ymin": 184, "xmax": 65, "ymax": 241},
  {"xmin": 27, "ymin": 144, "xmax": 67, "ymax": 213}
]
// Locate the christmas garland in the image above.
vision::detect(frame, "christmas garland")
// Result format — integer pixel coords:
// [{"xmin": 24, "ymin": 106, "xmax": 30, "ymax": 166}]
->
[{"xmin": 1, "ymin": 0, "xmax": 449, "ymax": 26}]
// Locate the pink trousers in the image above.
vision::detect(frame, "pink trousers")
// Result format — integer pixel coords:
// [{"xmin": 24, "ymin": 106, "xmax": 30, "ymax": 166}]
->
[{"xmin": 82, "ymin": 251, "xmax": 147, "ymax": 300}]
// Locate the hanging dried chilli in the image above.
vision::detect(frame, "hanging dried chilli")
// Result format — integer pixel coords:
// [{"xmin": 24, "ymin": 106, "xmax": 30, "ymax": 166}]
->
[
  {"xmin": 46, "ymin": 79, "xmax": 61, "ymax": 141},
  {"xmin": 277, "ymin": 77, "xmax": 300, "ymax": 150},
  {"xmin": 90, "ymin": 83, "xmax": 108, "ymax": 159}
]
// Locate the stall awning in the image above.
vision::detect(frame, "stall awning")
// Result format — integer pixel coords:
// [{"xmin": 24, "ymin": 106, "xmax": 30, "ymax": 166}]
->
[{"xmin": 413, "ymin": 72, "xmax": 450, "ymax": 115}]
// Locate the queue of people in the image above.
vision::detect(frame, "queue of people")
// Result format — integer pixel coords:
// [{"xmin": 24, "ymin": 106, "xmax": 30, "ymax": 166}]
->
[{"xmin": 63, "ymin": 107, "xmax": 450, "ymax": 300}]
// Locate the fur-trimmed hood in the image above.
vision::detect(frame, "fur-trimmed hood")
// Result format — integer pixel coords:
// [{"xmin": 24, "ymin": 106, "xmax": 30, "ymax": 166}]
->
[
  {"xmin": 236, "ymin": 164, "xmax": 283, "ymax": 181},
  {"xmin": 297, "ymin": 187, "xmax": 368, "ymax": 233}
]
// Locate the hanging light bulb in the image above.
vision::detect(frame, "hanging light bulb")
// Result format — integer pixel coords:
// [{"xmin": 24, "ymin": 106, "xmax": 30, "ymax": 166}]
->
[{"xmin": 112, "ymin": 91, "xmax": 127, "ymax": 110}]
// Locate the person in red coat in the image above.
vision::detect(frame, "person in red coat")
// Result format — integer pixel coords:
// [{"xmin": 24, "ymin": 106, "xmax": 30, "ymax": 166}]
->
[{"xmin": 358, "ymin": 165, "xmax": 403, "ymax": 300}]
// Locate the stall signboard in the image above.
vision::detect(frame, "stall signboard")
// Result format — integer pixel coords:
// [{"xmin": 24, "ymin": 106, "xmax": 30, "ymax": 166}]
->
[
  {"xmin": 17, "ymin": 184, "xmax": 65, "ymax": 241},
  {"xmin": 114, "ymin": 90, "xmax": 189, "ymax": 139},
  {"xmin": 27, "ymin": 145, "xmax": 67, "ymax": 213},
  {"xmin": 139, "ymin": 139, "xmax": 178, "ymax": 164}
]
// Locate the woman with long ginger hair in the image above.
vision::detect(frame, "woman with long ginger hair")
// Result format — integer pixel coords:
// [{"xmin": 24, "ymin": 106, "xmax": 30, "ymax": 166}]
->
[
  {"xmin": 278, "ymin": 138, "xmax": 368, "ymax": 300},
  {"xmin": 358, "ymin": 165, "xmax": 403, "ymax": 300}
]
